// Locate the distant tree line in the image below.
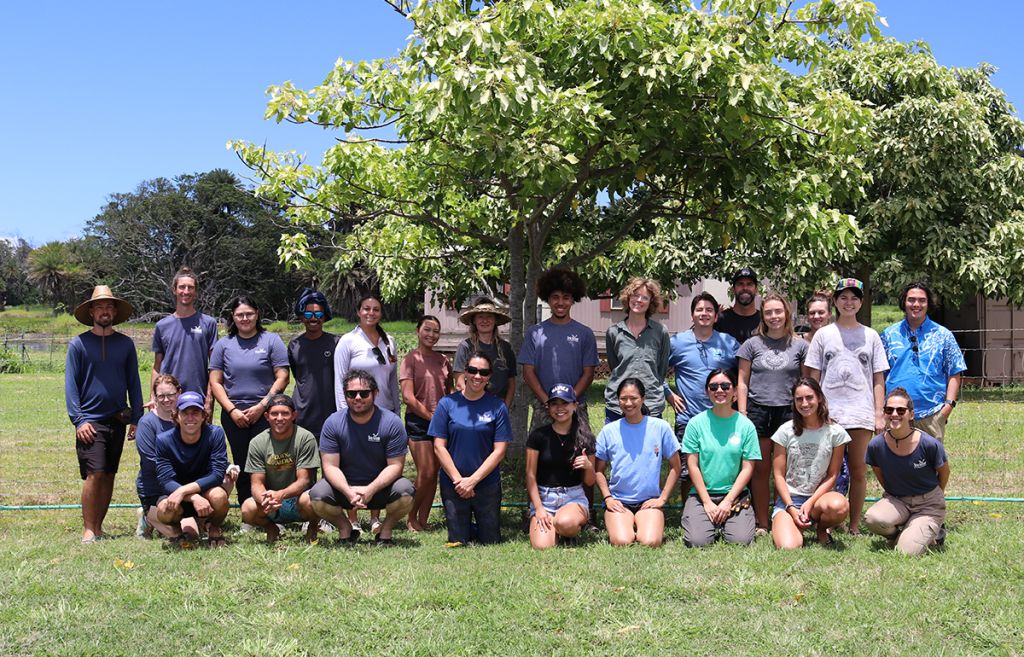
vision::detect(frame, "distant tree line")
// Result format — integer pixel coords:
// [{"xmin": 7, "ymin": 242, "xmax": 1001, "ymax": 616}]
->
[{"xmin": 2, "ymin": 170, "xmax": 418, "ymax": 321}]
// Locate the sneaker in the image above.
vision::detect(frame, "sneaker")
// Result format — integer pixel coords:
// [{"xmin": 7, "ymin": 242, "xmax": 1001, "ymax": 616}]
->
[
  {"xmin": 135, "ymin": 507, "xmax": 152, "ymax": 539},
  {"xmin": 239, "ymin": 522, "xmax": 257, "ymax": 534},
  {"xmin": 318, "ymin": 519, "xmax": 336, "ymax": 534},
  {"xmin": 371, "ymin": 518, "xmax": 383, "ymax": 536}
]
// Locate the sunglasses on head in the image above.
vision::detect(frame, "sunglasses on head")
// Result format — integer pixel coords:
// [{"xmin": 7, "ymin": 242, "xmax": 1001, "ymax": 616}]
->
[
  {"xmin": 707, "ymin": 382, "xmax": 732, "ymax": 392},
  {"xmin": 883, "ymin": 406, "xmax": 909, "ymax": 416},
  {"xmin": 303, "ymin": 311, "xmax": 325, "ymax": 320},
  {"xmin": 465, "ymin": 365, "xmax": 492, "ymax": 376},
  {"xmin": 345, "ymin": 389, "xmax": 372, "ymax": 399}
]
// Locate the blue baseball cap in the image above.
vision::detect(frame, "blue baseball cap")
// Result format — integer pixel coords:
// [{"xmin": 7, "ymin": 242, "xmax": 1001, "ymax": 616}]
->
[
  {"xmin": 176, "ymin": 391, "xmax": 205, "ymax": 411},
  {"xmin": 547, "ymin": 384, "xmax": 577, "ymax": 404}
]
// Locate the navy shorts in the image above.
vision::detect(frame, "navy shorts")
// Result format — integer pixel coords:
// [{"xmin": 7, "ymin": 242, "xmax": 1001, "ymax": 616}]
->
[{"xmin": 746, "ymin": 402, "xmax": 792, "ymax": 437}]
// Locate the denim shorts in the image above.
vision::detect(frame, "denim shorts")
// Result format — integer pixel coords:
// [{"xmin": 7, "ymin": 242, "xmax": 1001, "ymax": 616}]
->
[
  {"xmin": 529, "ymin": 485, "xmax": 589, "ymax": 519},
  {"xmin": 268, "ymin": 496, "xmax": 303, "ymax": 524},
  {"xmin": 772, "ymin": 493, "xmax": 811, "ymax": 520}
]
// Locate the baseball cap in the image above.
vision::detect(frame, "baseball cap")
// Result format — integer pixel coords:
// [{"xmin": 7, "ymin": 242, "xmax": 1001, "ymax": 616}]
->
[
  {"xmin": 176, "ymin": 391, "xmax": 206, "ymax": 411},
  {"xmin": 731, "ymin": 267, "xmax": 757, "ymax": 284},
  {"xmin": 833, "ymin": 277, "xmax": 865, "ymax": 299},
  {"xmin": 547, "ymin": 384, "xmax": 577, "ymax": 404}
]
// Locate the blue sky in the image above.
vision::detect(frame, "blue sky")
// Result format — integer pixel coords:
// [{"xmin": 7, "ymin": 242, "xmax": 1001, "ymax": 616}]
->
[{"xmin": 1, "ymin": 1, "xmax": 1021, "ymax": 246}]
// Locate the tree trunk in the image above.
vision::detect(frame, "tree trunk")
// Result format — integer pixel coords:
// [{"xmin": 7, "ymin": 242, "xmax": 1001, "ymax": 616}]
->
[
  {"xmin": 507, "ymin": 221, "xmax": 530, "ymax": 449},
  {"xmin": 856, "ymin": 262, "xmax": 873, "ymax": 327}
]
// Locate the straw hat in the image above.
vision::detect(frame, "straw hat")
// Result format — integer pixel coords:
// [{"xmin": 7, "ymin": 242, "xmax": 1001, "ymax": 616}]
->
[
  {"xmin": 73, "ymin": 285, "xmax": 134, "ymax": 326},
  {"xmin": 458, "ymin": 299, "xmax": 511, "ymax": 327}
]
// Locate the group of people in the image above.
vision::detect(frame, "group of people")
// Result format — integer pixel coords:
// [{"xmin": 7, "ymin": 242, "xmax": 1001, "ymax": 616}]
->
[{"xmin": 65, "ymin": 264, "xmax": 963, "ymax": 556}]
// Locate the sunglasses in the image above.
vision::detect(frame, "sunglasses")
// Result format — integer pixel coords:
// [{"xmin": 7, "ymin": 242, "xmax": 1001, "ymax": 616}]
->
[
  {"xmin": 465, "ymin": 366, "xmax": 492, "ymax": 377},
  {"xmin": 883, "ymin": 406, "xmax": 909, "ymax": 416},
  {"xmin": 707, "ymin": 382, "xmax": 732, "ymax": 392},
  {"xmin": 371, "ymin": 346, "xmax": 386, "ymax": 365},
  {"xmin": 345, "ymin": 390, "xmax": 372, "ymax": 399},
  {"xmin": 303, "ymin": 311, "xmax": 325, "ymax": 320}
]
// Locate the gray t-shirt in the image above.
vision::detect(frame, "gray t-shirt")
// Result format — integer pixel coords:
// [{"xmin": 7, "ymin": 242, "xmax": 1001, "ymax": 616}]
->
[
  {"xmin": 209, "ymin": 332, "xmax": 289, "ymax": 407},
  {"xmin": 319, "ymin": 407, "xmax": 408, "ymax": 485},
  {"xmin": 770, "ymin": 420, "xmax": 851, "ymax": 496},
  {"xmin": 151, "ymin": 313, "xmax": 218, "ymax": 395},
  {"xmin": 737, "ymin": 335, "xmax": 808, "ymax": 407},
  {"xmin": 517, "ymin": 319, "xmax": 600, "ymax": 399},
  {"xmin": 453, "ymin": 338, "xmax": 517, "ymax": 400},
  {"xmin": 805, "ymin": 324, "xmax": 888, "ymax": 430}
]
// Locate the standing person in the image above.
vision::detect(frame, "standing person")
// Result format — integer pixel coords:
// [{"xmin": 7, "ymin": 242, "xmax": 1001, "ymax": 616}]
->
[
  {"xmin": 154, "ymin": 392, "xmax": 230, "ymax": 547},
  {"xmin": 595, "ymin": 379, "xmax": 681, "ymax": 548},
  {"xmin": 864, "ymin": 388, "xmax": 949, "ymax": 556},
  {"xmin": 332, "ymin": 293, "xmax": 398, "ymax": 533},
  {"xmin": 431, "ymin": 353, "xmax": 512, "ymax": 546},
  {"xmin": 805, "ymin": 278, "xmax": 887, "ymax": 535},
  {"xmin": 150, "ymin": 266, "xmax": 218, "ymax": 407},
  {"xmin": 604, "ymin": 277, "xmax": 671, "ymax": 423},
  {"xmin": 209, "ymin": 296, "xmax": 290, "ymax": 507},
  {"xmin": 309, "ymin": 371, "xmax": 415, "ymax": 545},
  {"xmin": 681, "ymin": 369, "xmax": 761, "ymax": 548},
  {"xmin": 770, "ymin": 378, "xmax": 851, "ymax": 549},
  {"xmin": 400, "ymin": 315, "xmax": 452, "ymax": 531},
  {"xmin": 801, "ymin": 290, "xmax": 833, "ymax": 343},
  {"xmin": 665, "ymin": 292, "xmax": 741, "ymax": 444},
  {"xmin": 518, "ymin": 267, "xmax": 599, "ymax": 432},
  {"xmin": 736, "ymin": 292, "xmax": 808, "ymax": 534},
  {"xmin": 135, "ymin": 374, "xmax": 182, "ymax": 539},
  {"xmin": 453, "ymin": 298, "xmax": 517, "ymax": 409},
  {"xmin": 242, "ymin": 394, "xmax": 322, "ymax": 544},
  {"xmin": 881, "ymin": 282, "xmax": 966, "ymax": 442},
  {"xmin": 525, "ymin": 384, "xmax": 596, "ymax": 549},
  {"xmin": 65, "ymin": 285, "xmax": 144, "ymax": 544},
  {"xmin": 715, "ymin": 267, "xmax": 761, "ymax": 344},
  {"xmin": 287, "ymin": 288, "xmax": 340, "ymax": 438}
]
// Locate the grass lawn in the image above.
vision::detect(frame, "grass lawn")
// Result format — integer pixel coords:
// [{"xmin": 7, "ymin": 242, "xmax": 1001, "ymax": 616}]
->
[{"xmin": 2, "ymin": 371, "xmax": 1024, "ymax": 655}]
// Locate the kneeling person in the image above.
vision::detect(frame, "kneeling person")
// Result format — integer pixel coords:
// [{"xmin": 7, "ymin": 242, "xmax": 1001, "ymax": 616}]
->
[
  {"xmin": 242, "ymin": 394, "xmax": 322, "ymax": 543},
  {"xmin": 154, "ymin": 392, "xmax": 230, "ymax": 546},
  {"xmin": 309, "ymin": 370, "xmax": 414, "ymax": 544}
]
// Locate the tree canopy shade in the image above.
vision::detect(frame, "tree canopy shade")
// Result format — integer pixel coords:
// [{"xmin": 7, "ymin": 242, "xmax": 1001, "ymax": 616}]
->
[
  {"xmin": 805, "ymin": 38, "xmax": 1024, "ymax": 307},
  {"xmin": 84, "ymin": 170, "xmax": 304, "ymax": 318},
  {"xmin": 233, "ymin": 0, "xmax": 884, "ymax": 331}
]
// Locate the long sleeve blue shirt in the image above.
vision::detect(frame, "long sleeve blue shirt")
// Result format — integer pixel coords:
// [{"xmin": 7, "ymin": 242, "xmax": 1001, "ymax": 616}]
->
[
  {"xmin": 64, "ymin": 331, "xmax": 144, "ymax": 428},
  {"xmin": 154, "ymin": 424, "xmax": 228, "ymax": 495}
]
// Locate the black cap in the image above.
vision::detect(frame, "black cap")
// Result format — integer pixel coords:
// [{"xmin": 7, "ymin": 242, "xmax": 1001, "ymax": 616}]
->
[{"xmin": 731, "ymin": 267, "xmax": 757, "ymax": 284}]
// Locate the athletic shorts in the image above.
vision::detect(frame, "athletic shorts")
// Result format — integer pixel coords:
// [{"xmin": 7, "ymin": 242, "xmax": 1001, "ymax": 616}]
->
[{"xmin": 76, "ymin": 419, "xmax": 127, "ymax": 480}]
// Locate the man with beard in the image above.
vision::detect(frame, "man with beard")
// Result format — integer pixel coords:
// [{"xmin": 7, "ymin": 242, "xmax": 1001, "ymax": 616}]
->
[
  {"xmin": 150, "ymin": 266, "xmax": 218, "ymax": 404},
  {"xmin": 65, "ymin": 286, "xmax": 144, "ymax": 544},
  {"xmin": 715, "ymin": 267, "xmax": 761, "ymax": 344}
]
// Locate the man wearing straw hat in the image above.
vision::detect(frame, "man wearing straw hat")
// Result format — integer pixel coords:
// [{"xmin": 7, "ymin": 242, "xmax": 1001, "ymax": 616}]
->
[{"xmin": 65, "ymin": 285, "xmax": 144, "ymax": 544}]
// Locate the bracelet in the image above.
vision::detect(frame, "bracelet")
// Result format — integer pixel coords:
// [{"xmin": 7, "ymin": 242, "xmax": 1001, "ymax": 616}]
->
[
  {"xmin": 785, "ymin": 503, "xmax": 797, "ymax": 510},
  {"xmin": 603, "ymin": 495, "xmax": 613, "ymax": 501},
  {"xmin": 228, "ymin": 407, "xmax": 238, "ymax": 414}
]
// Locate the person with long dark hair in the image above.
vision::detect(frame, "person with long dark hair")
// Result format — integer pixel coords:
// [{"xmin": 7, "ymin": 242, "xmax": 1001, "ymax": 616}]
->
[
  {"xmin": 595, "ymin": 378, "xmax": 681, "ymax": 548},
  {"xmin": 770, "ymin": 378, "xmax": 850, "ymax": 549},
  {"xmin": 681, "ymin": 369, "xmax": 760, "ymax": 547},
  {"xmin": 525, "ymin": 384, "xmax": 595, "ymax": 549},
  {"xmin": 400, "ymin": 315, "xmax": 452, "ymax": 531},
  {"xmin": 209, "ymin": 295, "xmax": 290, "ymax": 508}
]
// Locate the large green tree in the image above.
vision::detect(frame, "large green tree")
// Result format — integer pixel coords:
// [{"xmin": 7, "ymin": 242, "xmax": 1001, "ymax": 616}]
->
[
  {"xmin": 86, "ymin": 170, "xmax": 304, "ymax": 318},
  {"xmin": 26, "ymin": 240, "xmax": 92, "ymax": 312},
  {"xmin": 0, "ymin": 238, "xmax": 35, "ymax": 308},
  {"xmin": 233, "ymin": 0, "xmax": 883, "ymax": 431},
  {"xmin": 805, "ymin": 38, "xmax": 1024, "ymax": 310}
]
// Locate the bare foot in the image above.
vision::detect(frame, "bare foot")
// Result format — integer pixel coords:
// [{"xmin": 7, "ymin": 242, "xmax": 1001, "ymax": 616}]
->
[
  {"xmin": 208, "ymin": 525, "xmax": 226, "ymax": 548},
  {"xmin": 304, "ymin": 523, "xmax": 319, "ymax": 543},
  {"xmin": 266, "ymin": 523, "xmax": 281, "ymax": 544}
]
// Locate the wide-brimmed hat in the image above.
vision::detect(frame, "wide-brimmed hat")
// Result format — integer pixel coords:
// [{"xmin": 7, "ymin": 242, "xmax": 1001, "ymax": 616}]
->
[
  {"xmin": 73, "ymin": 285, "xmax": 134, "ymax": 326},
  {"xmin": 458, "ymin": 299, "xmax": 511, "ymax": 327}
]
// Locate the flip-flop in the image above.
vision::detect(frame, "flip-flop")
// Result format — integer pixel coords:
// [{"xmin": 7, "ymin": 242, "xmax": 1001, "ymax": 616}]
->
[{"xmin": 80, "ymin": 536, "xmax": 98, "ymax": 545}]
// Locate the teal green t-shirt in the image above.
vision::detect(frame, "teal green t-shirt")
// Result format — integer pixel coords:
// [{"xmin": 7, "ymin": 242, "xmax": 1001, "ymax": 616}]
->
[{"xmin": 682, "ymin": 410, "xmax": 760, "ymax": 495}]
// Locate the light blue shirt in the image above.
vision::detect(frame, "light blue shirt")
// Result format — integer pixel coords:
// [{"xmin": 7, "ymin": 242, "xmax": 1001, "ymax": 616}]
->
[
  {"xmin": 595, "ymin": 417, "xmax": 679, "ymax": 505},
  {"xmin": 881, "ymin": 318, "xmax": 966, "ymax": 419},
  {"xmin": 665, "ymin": 330, "xmax": 740, "ymax": 426}
]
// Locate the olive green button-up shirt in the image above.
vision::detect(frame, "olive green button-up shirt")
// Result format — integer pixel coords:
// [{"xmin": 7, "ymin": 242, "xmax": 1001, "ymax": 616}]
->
[{"xmin": 604, "ymin": 319, "xmax": 671, "ymax": 416}]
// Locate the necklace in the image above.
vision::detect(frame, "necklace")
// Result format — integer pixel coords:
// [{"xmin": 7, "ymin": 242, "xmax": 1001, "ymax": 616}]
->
[{"xmin": 885, "ymin": 429, "xmax": 912, "ymax": 445}]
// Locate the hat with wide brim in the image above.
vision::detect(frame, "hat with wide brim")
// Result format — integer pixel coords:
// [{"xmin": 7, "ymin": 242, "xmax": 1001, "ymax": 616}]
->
[
  {"xmin": 458, "ymin": 301, "xmax": 511, "ymax": 327},
  {"xmin": 73, "ymin": 285, "xmax": 134, "ymax": 326}
]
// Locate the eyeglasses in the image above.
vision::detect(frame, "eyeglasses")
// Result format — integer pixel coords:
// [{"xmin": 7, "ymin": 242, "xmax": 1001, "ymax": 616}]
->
[
  {"xmin": 303, "ymin": 311, "xmax": 325, "ymax": 320},
  {"xmin": 233, "ymin": 312, "xmax": 256, "ymax": 320},
  {"xmin": 465, "ymin": 366, "xmax": 492, "ymax": 377},
  {"xmin": 630, "ymin": 294, "xmax": 651, "ymax": 302},
  {"xmin": 883, "ymin": 406, "xmax": 909, "ymax": 416},
  {"xmin": 155, "ymin": 393, "xmax": 177, "ymax": 401},
  {"xmin": 707, "ymin": 382, "xmax": 732, "ymax": 392},
  {"xmin": 345, "ymin": 390, "xmax": 372, "ymax": 399}
]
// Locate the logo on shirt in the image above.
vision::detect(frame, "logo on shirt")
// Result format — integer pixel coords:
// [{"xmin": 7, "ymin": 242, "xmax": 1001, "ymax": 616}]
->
[
  {"xmin": 323, "ymin": 350, "xmax": 333, "ymax": 358},
  {"xmin": 367, "ymin": 432, "xmax": 382, "ymax": 443},
  {"xmin": 654, "ymin": 446, "xmax": 660, "ymax": 457},
  {"xmin": 913, "ymin": 458, "xmax": 928, "ymax": 470},
  {"xmin": 255, "ymin": 347, "xmax": 268, "ymax": 355},
  {"xmin": 477, "ymin": 412, "xmax": 494, "ymax": 424},
  {"xmin": 190, "ymin": 326, "xmax": 204, "ymax": 335},
  {"xmin": 566, "ymin": 334, "xmax": 580, "ymax": 345},
  {"xmin": 728, "ymin": 434, "xmax": 741, "ymax": 446}
]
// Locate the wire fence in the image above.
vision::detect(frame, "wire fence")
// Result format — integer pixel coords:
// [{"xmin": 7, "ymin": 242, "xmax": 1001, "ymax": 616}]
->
[{"xmin": 1, "ymin": 326, "xmax": 1022, "ymax": 510}]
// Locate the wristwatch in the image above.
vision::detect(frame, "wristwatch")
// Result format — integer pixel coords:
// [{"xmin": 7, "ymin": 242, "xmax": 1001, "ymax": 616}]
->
[{"xmin": 944, "ymin": 399, "xmax": 957, "ymax": 408}]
